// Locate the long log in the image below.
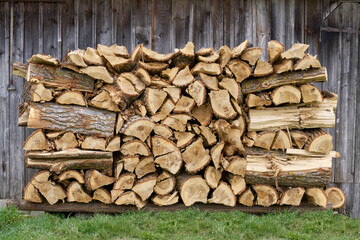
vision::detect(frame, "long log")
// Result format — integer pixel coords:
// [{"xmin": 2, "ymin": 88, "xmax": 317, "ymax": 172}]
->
[
  {"xmin": 25, "ymin": 149, "xmax": 113, "ymax": 176},
  {"xmin": 241, "ymin": 67, "xmax": 327, "ymax": 94},
  {"xmin": 245, "ymin": 148, "xmax": 332, "ymax": 187},
  {"xmin": 27, "ymin": 63, "xmax": 94, "ymax": 92},
  {"xmin": 27, "ymin": 102, "xmax": 116, "ymax": 138}
]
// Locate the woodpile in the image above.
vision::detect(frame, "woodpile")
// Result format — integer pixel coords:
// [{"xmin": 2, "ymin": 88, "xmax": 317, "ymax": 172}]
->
[{"xmin": 15, "ymin": 40, "xmax": 344, "ymax": 210}]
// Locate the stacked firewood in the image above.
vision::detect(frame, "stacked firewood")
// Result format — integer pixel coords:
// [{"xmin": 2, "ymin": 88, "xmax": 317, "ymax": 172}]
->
[{"xmin": 14, "ymin": 40, "xmax": 345, "ymax": 209}]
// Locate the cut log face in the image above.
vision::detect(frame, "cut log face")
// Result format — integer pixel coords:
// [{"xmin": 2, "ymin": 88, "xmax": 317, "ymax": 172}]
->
[
  {"xmin": 192, "ymin": 103, "xmax": 213, "ymax": 126},
  {"xmin": 174, "ymin": 131, "xmax": 195, "ymax": 148},
  {"xmin": 279, "ymin": 187, "xmax": 305, "ymax": 206},
  {"xmin": 32, "ymin": 180, "xmax": 66, "ymax": 205},
  {"xmin": 271, "ymin": 85, "xmax": 301, "ymax": 106},
  {"xmin": 232, "ymin": 40, "xmax": 249, "ymax": 58},
  {"xmin": 300, "ymin": 83, "xmax": 323, "ymax": 103},
  {"xmin": 199, "ymin": 73, "xmax": 219, "ymax": 90},
  {"xmin": 121, "ymin": 156, "xmax": 139, "ymax": 173},
  {"xmin": 110, "ymin": 44, "xmax": 130, "ymax": 58},
  {"xmin": 240, "ymin": 47, "xmax": 262, "ymax": 65},
  {"xmin": 239, "ymin": 188, "xmax": 255, "ymax": 206},
  {"xmin": 152, "ymin": 136, "xmax": 182, "ymax": 175},
  {"xmin": 197, "ymin": 52, "xmax": 219, "ymax": 63},
  {"xmin": 152, "ymin": 193, "xmax": 179, "ymax": 206},
  {"xmin": 145, "ymin": 88, "xmax": 167, "ymax": 115},
  {"xmin": 23, "ymin": 182, "xmax": 43, "ymax": 203},
  {"xmin": 93, "ymin": 188, "xmax": 112, "ymax": 204},
  {"xmin": 80, "ymin": 66, "xmax": 113, "ymax": 84},
  {"xmin": 68, "ymin": 49, "xmax": 87, "ymax": 67},
  {"xmin": 196, "ymin": 47, "xmax": 214, "ymax": 56},
  {"xmin": 151, "ymin": 99, "xmax": 176, "ymax": 122},
  {"xmin": 114, "ymin": 158, "xmax": 123, "ymax": 179},
  {"xmin": 142, "ymin": 46, "xmax": 173, "ymax": 62},
  {"xmin": 116, "ymin": 114, "xmax": 125, "ymax": 134},
  {"xmin": 227, "ymin": 174, "xmax": 246, "ymax": 196},
  {"xmin": 31, "ymin": 84, "xmax": 53, "ymax": 102},
  {"xmin": 121, "ymin": 116, "xmax": 154, "ymax": 142},
  {"xmin": 161, "ymin": 67, "xmax": 179, "ymax": 82},
  {"xmin": 224, "ymin": 156, "xmax": 247, "ymax": 177},
  {"xmin": 281, "ymin": 43, "xmax": 309, "ymax": 59},
  {"xmin": 85, "ymin": 169, "xmax": 115, "ymax": 191},
  {"xmin": 271, "ymin": 130, "xmax": 291, "ymax": 151},
  {"xmin": 253, "ymin": 184, "xmax": 278, "ymax": 207},
  {"xmin": 305, "ymin": 188, "xmax": 328, "ymax": 208},
  {"xmin": 28, "ymin": 54, "xmax": 60, "ymax": 66},
  {"xmin": 179, "ymin": 175, "xmax": 210, "ymax": 206},
  {"xmin": 246, "ymin": 94, "xmax": 266, "ymax": 108},
  {"xmin": 114, "ymin": 191, "xmax": 147, "ymax": 209},
  {"xmin": 273, "ymin": 59, "xmax": 293, "ymax": 74},
  {"xmin": 304, "ymin": 129, "xmax": 333, "ymax": 155},
  {"xmin": 290, "ymin": 131, "xmax": 309, "ymax": 149},
  {"xmin": 162, "ymin": 114, "xmax": 192, "ymax": 132},
  {"xmin": 132, "ymin": 174, "xmax": 157, "ymax": 201},
  {"xmin": 267, "ymin": 40, "xmax": 284, "ymax": 64},
  {"xmin": 209, "ymin": 90, "xmax": 237, "ymax": 120},
  {"xmin": 90, "ymin": 90, "xmax": 120, "ymax": 112},
  {"xmin": 56, "ymin": 91, "xmax": 86, "ymax": 106},
  {"xmin": 174, "ymin": 96, "xmax": 195, "ymax": 113},
  {"xmin": 208, "ymin": 182, "xmax": 236, "ymax": 207},
  {"xmin": 324, "ymin": 187, "xmax": 346, "ymax": 209},
  {"xmin": 113, "ymin": 173, "xmax": 136, "ymax": 190},
  {"xmin": 154, "ymin": 171, "xmax": 176, "ymax": 196},
  {"xmin": 135, "ymin": 68, "xmax": 152, "ymax": 86},
  {"xmin": 105, "ymin": 135, "xmax": 121, "ymax": 152},
  {"xmin": 211, "ymin": 141, "xmax": 225, "ymax": 169},
  {"xmin": 219, "ymin": 78, "xmax": 240, "ymax": 102},
  {"xmin": 191, "ymin": 62, "xmax": 221, "ymax": 76},
  {"xmin": 81, "ymin": 136, "xmax": 106, "ymax": 151},
  {"xmin": 103, "ymin": 55, "xmax": 131, "ymax": 73},
  {"xmin": 83, "ymin": 47, "xmax": 105, "ymax": 65},
  {"xmin": 253, "ymin": 60, "xmax": 274, "ymax": 77},
  {"xmin": 253, "ymin": 131, "xmax": 277, "ymax": 150},
  {"xmin": 172, "ymin": 66, "xmax": 195, "ymax": 87},
  {"xmin": 163, "ymin": 86, "xmax": 181, "ymax": 104},
  {"xmin": 54, "ymin": 132, "xmax": 78, "ymax": 151},
  {"xmin": 135, "ymin": 156, "xmax": 156, "ymax": 179},
  {"xmin": 121, "ymin": 72, "xmax": 146, "ymax": 93},
  {"xmin": 154, "ymin": 124, "xmax": 173, "ymax": 138},
  {"xmin": 138, "ymin": 61, "xmax": 169, "ymax": 74},
  {"xmin": 294, "ymin": 54, "xmax": 321, "ymax": 71},
  {"xmin": 182, "ymin": 138, "xmax": 211, "ymax": 173},
  {"xmin": 58, "ymin": 170, "xmax": 85, "ymax": 184},
  {"xmin": 110, "ymin": 189, "xmax": 124, "ymax": 202},
  {"xmin": 204, "ymin": 166, "xmax": 222, "ymax": 189},
  {"xmin": 120, "ymin": 140, "xmax": 151, "ymax": 156},
  {"xmin": 67, "ymin": 181, "xmax": 92, "ymax": 203},
  {"xmin": 217, "ymin": 45, "xmax": 232, "ymax": 69},
  {"xmin": 227, "ymin": 60, "xmax": 252, "ymax": 83},
  {"xmin": 23, "ymin": 129, "xmax": 50, "ymax": 151}
]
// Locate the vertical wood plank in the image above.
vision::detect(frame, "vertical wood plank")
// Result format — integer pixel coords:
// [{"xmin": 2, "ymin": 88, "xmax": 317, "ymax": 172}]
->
[
  {"xmin": 43, "ymin": 3, "xmax": 60, "ymax": 58},
  {"xmin": 222, "ymin": 0, "xmax": 233, "ymax": 47},
  {"xmin": 294, "ymin": 0, "xmax": 305, "ymax": 43},
  {"xmin": 192, "ymin": 0, "xmax": 211, "ymax": 50},
  {"xmin": 244, "ymin": 0, "xmax": 253, "ymax": 45},
  {"xmin": 305, "ymin": 0, "xmax": 321, "ymax": 56},
  {"xmin": 234, "ymin": 0, "xmax": 246, "ymax": 46},
  {"xmin": 255, "ymin": 0, "xmax": 271, "ymax": 60},
  {"xmin": 351, "ymin": 183, "xmax": 360, "ymax": 218},
  {"xmin": 284, "ymin": 0, "xmax": 295, "ymax": 49},
  {"xmin": 78, "ymin": 0, "xmax": 95, "ymax": 49},
  {"xmin": 152, "ymin": 0, "xmax": 172, "ymax": 53},
  {"xmin": 210, "ymin": 0, "xmax": 223, "ymax": 50},
  {"xmin": 172, "ymin": 0, "xmax": 192, "ymax": 49},
  {"xmin": 61, "ymin": 0, "xmax": 76, "ymax": 55},
  {"xmin": 96, "ymin": 0, "xmax": 112, "ymax": 45},
  {"xmin": 112, "ymin": 0, "xmax": 133, "ymax": 50},
  {"xmin": 133, "ymin": 0, "xmax": 151, "ymax": 48},
  {"xmin": 270, "ymin": 0, "xmax": 286, "ymax": 43}
]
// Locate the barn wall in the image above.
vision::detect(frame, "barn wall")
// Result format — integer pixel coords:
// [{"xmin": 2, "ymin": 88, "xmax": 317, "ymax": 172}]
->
[{"xmin": 0, "ymin": 0, "xmax": 358, "ymax": 217}]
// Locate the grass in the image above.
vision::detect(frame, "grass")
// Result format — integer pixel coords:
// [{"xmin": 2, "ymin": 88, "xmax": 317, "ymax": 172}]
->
[{"xmin": 0, "ymin": 206, "xmax": 359, "ymax": 240}]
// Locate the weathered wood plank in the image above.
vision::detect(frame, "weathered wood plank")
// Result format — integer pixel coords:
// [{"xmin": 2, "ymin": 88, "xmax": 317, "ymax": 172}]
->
[
  {"xmin": 112, "ymin": 0, "xmax": 132, "ymax": 50},
  {"xmin": 210, "ymin": 0, "xmax": 222, "ymax": 50},
  {"xmin": 133, "ymin": 0, "xmax": 151, "ymax": 48},
  {"xmin": 172, "ymin": 0, "xmax": 192, "ymax": 48},
  {"xmin": 78, "ymin": 0, "xmax": 94, "ymax": 49},
  {"xmin": 271, "ymin": 0, "xmax": 286, "ymax": 43},
  {"xmin": 152, "ymin": 0, "xmax": 172, "ymax": 53},
  {"xmin": 284, "ymin": 0, "xmax": 295, "ymax": 49},
  {"xmin": 96, "ymin": 0, "xmax": 112, "ymax": 45},
  {"xmin": 43, "ymin": 2, "xmax": 60, "ymax": 57},
  {"xmin": 193, "ymin": 0, "xmax": 211, "ymax": 50},
  {"xmin": 61, "ymin": 0, "xmax": 76, "ymax": 55},
  {"xmin": 255, "ymin": 0, "xmax": 270, "ymax": 60}
]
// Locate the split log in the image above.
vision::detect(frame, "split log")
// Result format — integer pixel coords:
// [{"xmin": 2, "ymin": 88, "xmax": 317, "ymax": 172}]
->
[
  {"xmin": 223, "ymin": 156, "xmax": 247, "ymax": 177},
  {"xmin": 271, "ymin": 85, "xmax": 301, "ymax": 105},
  {"xmin": 253, "ymin": 131, "xmax": 276, "ymax": 150},
  {"xmin": 174, "ymin": 96, "xmax": 195, "ymax": 113},
  {"xmin": 85, "ymin": 170, "xmax": 115, "ymax": 191},
  {"xmin": 28, "ymin": 102, "xmax": 116, "ymax": 138},
  {"xmin": 246, "ymin": 94, "xmax": 266, "ymax": 108},
  {"xmin": 300, "ymin": 83, "xmax": 323, "ymax": 103},
  {"xmin": 105, "ymin": 135, "xmax": 121, "ymax": 152},
  {"xmin": 219, "ymin": 78, "xmax": 241, "ymax": 103},
  {"xmin": 198, "ymin": 126, "xmax": 217, "ymax": 146},
  {"xmin": 217, "ymin": 45, "xmax": 232, "ymax": 69},
  {"xmin": 197, "ymin": 52, "xmax": 219, "ymax": 63},
  {"xmin": 23, "ymin": 129, "xmax": 50, "ymax": 151},
  {"xmin": 67, "ymin": 181, "xmax": 92, "ymax": 203},
  {"xmin": 324, "ymin": 187, "xmax": 346, "ymax": 209},
  {"xmin": 135, "ymin": 68, "xmax": 152, "ymax": 86},
  {"xmin": 154, "ymin": 171, "xmax": 176, "ymax": 196},
  {"xmin": 111, "ymin": 189, "xmax": 124, "ymax": 202},
  {"xmin": 67, "ymin": 49, "xmax": 87, "ymax": 67},
  {"xmin": 144, "ymin": 88, "xmax": 167, "ymax": 115},
  {"xmin": 172, "ymin": 42, "xmax": 195, "ymax": 68},
  {"xmin": 162, "ymin": 114, "xmax": 192, "ymax": 132},
  {"xmin": 204, "ymin": 166, "xmax": 222, "ymax": 189},
  {"xmin": 138, "ymin": 61, "xmax": 169, "ymax": 74},
  {"xmin": 135, "ymin": 156, "xmax": 156, "ymax": 178},
  {"xmin": 152, "ymin": 193, "xmax": 179, "ymax": 206},
  {"xmin": 304, "ymin": 129, "xmax": 333, "ymax": 154},
  {"xmin": 192, "ymin": 103, "xmax": 213, "ymax": 126},
  {"xmin": 161, "ymin": 67, "xmax": 179, "ymax": 82},
  {"xmin": 241, "ymin": 67, "xmax": 327, "ymax": 94},
  {"xmin": 199, "ymin": 73, "xmax": 219, "ymax": 90},
  {"xmin": 12, "ymin": 61, "xmax": 27, "ymax": 78},
  {"xmin": 177, "ymin": 175, "xmax": 210, "ymax": 207},
  {"xmin": 253, "ymin": 60, "xmax": 273, "ymax": 77},
  {"xmin": 102, "ymin": 55, "xmax": 131, "ymax": 73},
  {"xmin": 28, "ymin": 54, "xmax": 60, "ymax": 66},
  {"xmin": 114, "ymin": 158, "xmax": 123, "ymax": 179},
  {"xmin": 196, "ymin": 47, "xmax": 214, "ymax": 56},
  {"xmin": 83, "ymin": 47, "xmax": 105, "ymax": 65},
  {"xmin": 163, "ymin": 86, "xmax": 181, "ymax": 103},
  {"xmin": 191, "ymin": 62, "xmax": 221, "ymax": 76},
  {"xmin": 132, "ymin": 174, "xmax": 157, "ymax": 201},
  {"xmin": 25, "ymin": 149, "xmax": 113, "ymax": 175},
  {"xmin": 89, "ymin": 90, "xmax": 120, "ymax": 112},
  {"xmin": 294, "ymin": 54, "xmax": 321, "ymax": 71},
  {"xmin": 172, "ymin": 66, "xmax": 195, "ymax": 87},
  {"xmin": 231, "ymin": 40, "xmax": 249, "ymax": 58},
  {"xmin": 29, "ymin": 83, "xmax": 53, "ymax": 102},
  {"xmin": 23, "ymin": 181, "xmax": 43, "ymax": 203},
  {"xmin": 267, "ymin": 40, "xmax": 284, "ymax": 64},
  {"xmin": 121, "ymin": 72, "xmax": 146, "ymax": 93},
  {"xmin": 208, "ymin": 182, "xmax": 236, "ymax": 207},
  {"xmin": 253, "ymin": 184, "xmax": 278, "ymax": 207},
  {"xmin": 54, "ymin": 132, "xmax": 78, "ymax": 151},
  {"xmin": 58, "ymin": 170, "xmax": 85, "ymax": 184},
  {"xmin": 154, "ymin": 124, "xmax": 173, "ymax": 138},
  {"xmin": 79, "ymin": 66, "xmax": 113, "ymax": 84},
  {"xmin": 227, "ymin": 174, "xmax": 246, "ymax": 196},
  {"xmin": 114, "ymin": 191, "xmax": 147, "ymax": 209},
  {"xmin": 182, "ymin": 138, "xmax": 211, "ymax": 173},
  {"xmin": 305, "ymin": 188, "xmax": 328, "ymax": 208},
  {"xmin": 281, "ymin": 43, "xmax": 309, "ymax": 59},
  {"xmin": 56, "ymin": 91, "xmax": 86, "ymax": 106},
  {"xmin": 273, "ymin": 59, "xmax": 293, "ymax": 74},
  {"xmin": 209, "ymin": 90, "xmax": 237, "ymax": 120},
  {"xmin": 174, "ymin": 131, "xmax": 195, "ymax": 148},
  {"xmin": 122, "ymin": 156, "xmax": 140, "ymax": 173},
  {"xmin": 121, "ymin": 116, "xmax": 154, "ymax": 142},
  {"xmin": 279, "ymin": 187, "xmax": 305, "ymax": 206},
  {"xmin": 227, "ymin": 60, "xmax": 252, "ymax": 83},
  {"xmin": 152, "ymin": 136, "xmax": 183, "ymax": 174},
  {"xmin": 290, "ymin": 130, "xmax": 309, "ymax": 149},
  {"xmin": 113, "ymin": 173, "xmax": 136, "ymax": 190},
  {"xmin": 240, "ymin": 47, "xmax": 262, "ymax": 65},
  {"xmin": 151, "ymin": 99, "xmax": 175, "ymax": 122},
  {"xmin": 93, "ymin": 188, "xmax": 112, "ymax": 204},
  {"xmin": 18, "ymin": 103, "xmax": 29, "ymax": 126},
  {"xmin": 120, "ymin": 140, "xmax": 151, "ymax": 156},
  {"xmin": 81, "ymin": 136, "xmax": 106, "ymax": 151},
  {"xmin": 141, "ymin": 46, "xmax": 173, "ymax": 62},
  {"xmin": 271, "ymin": 130, "xmax": 291, "ymax": 151},
  {"xmin": 238, "ymin": 188, "xmax": 254, "ymax": 206},
  {"xmin": 210, "ymin": 141, "xmax": 224, "ymax": 169}
]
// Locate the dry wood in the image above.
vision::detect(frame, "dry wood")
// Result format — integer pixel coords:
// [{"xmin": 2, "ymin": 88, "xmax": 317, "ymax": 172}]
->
[
  {"xmin": 145, "ymin": 88, "xmax": 167, "ymax": 115},
  {"xmin": 204, "ymin": 166, "xmax": 222, "ymax": 189},
  {"xmin": 83, "ymin": 47, "xmax": 105, "ymax": 65},
  {"xmin": 253, "ymin": 184, "xmax": 278, "ymax": 207},
  {"xmin": 177, "ymin": 175, "xmax": 210, "ymax": 206},
  {"xmin": 154, "ymin": 171, "xmax": 176, "ymax": 196},
  {"xmin": 58, "ymin": 170, "xmax": 85, "ymax": 184},
  {"xmin": 135, "ymin": 156, "xmax": 156, "ymax": 179},
  {"xmin": 172, "ymin": 42, "xmax": 195, "ymax": 68},
  {"xmin": 121, "ymin": 72, "xmax": 146, "ymax": 93},
  {"xmin": 227, "ymin": 60, "xmax": 252, "ymax": 83},
  {"xmin": 305, "ymin": 188, "xmax": 328, "ymax": 208},
  {"xmin": 199, "ymin": 126, "xmax": 217, "ymax": 146},
  {"xmin": 209, "ymin": 90, "xmax": 237, "ymax": 120},
  {"xmin": 217, "ymin": 45, "xmax": 232, "ymax": 69},
  {"xmin": 151, "ymin": 99, "xmax": 176, "ymax": 122},
  {"xmin": 232, "ymin": 40, "xmax": 249, "ymax": 58},
  {"xmin": 211, "ymin": 141, "xmax": 225, "ymax": 169},
  {"xmin": 152, "ymin": 136, "xmax": 182, "ymax": 174},
  {"xmin": 271, "ymin": 85, "xmax": 301, "ymax": 105},
  {"xmin": 89, "ymin": 90, "xmax": 120, "ymax": 112},
  {"xmin": 182, "ymin": 138, "xmax": 211, "ymax": 173},
  {"xmin": 240, "ymin": 47, "xmax": 262, "ymax": 65},
  {"xmin": 81, "ymin": 136, "xmax": 106, "ymax": 151},
  {"xmin": 253, "ymin": 131, "xmax": 276, "ymax": 150},
  {"xmin": 162, "ymin": 114, "xmax": 192, "ymax": 132},
  {"xmin": 191, "ymin": 62, "xmax": 221, "ymax": 76},
  {"xmin": 192, "ymin": 103, "xmax": 213, "ymax": 126},
  {"xmin": 174, "ymin": 96, "xmax": 195, "ymax": 113},
  {"xmin": 267, "ymin": 40, "xmax": 284, "ymax": 64},
  {"xmin": 154, "ymin": 124, "xmax": 173, "ymax": 138},
  {"xmin": 23, "ymin": 181, "xmax": 43, "ymax": 203},
  {"xmin": 300, "ymin": 83, "xmax": 323, "ymax": 103},
  {"xmin": 174, "ymin": 131, "xmax": 195, "ymax": 148},
  {"xmin": 304, "ymin": 129, "xmax": 333, "ymax": 154},
  {"xmin": 161, "ymin": 67, "xmax": 179, "ymax": 82},
  {"xmin": 110, "ymin": 44, "xmax": 130, "ymax": 58},
  {"xmin": 67, "ymin": 49, "xmax": 87, "ymax": 67},
  {"xmin": 227, "ymin": 174, "xmax": 246, "ymax": 196},
  {"xmin": 114, "ymin": 191, "xmax": 147, "ymax": 209},
  {"xmin": 110, "ymin": 189, "xmax": 124, "ymax": 202},
  {"xmin": 152, "ymin": 193, "xmax": 179, "ymax": 206},
  {"xmin": 141, "ymin": 46, "xmax": 173, "ymax": 62},
  {"xmin": 294, "ymin": 54, "xmax": 321, "ymax": 70},
  {"xmin": 80, "ymin": 66, "xmax": 113, "ymax": 83},
  {"xmin": 186, "ymin": 81, "xmax": 206, "ymax": 106},
  {"xmin": 219, "ymin": 78, "xmax": 240, "ymax": 102},
  {"xmin": 163, "ymin": 87, "xmax": 181, "ymax": 104},
  {"xmin": 171, "ymin": 66, "xmax": 195, "ymax": 87},
  {"xmin": 208, "ymin": 182, "xmax": 236, "ymax": 207},
  {"xmin": 56, "ymin": 91, "xmax": 86, "ymax": 106},
  {"xmin": 30, "ymin": 83, "xmax": 53, "ymax": 102},
  {"xmin": 28, "ymin": 54, "xmax": 60, "ymax": 66},
  {"xmin": 271, "ymin": 130, "xmax": 291, "ymax": 150},
  {"xmin": 290, "ymin": 130, "xmax": 309, "ymax": 149},
  {"xmin": 85, "ymin": 169, "xmax": 115, "ymax": 191},
  {"xmin": 121, "ymin": 156, "xmax": 139, "ymax": 173},
  {"xmin": 114, "ymin": 157, "xmax": 123, "ymax": 179},
  {"xmin": 138, "ymin": 61, "xmax": 169, "ymax": 74},
  {"xmin": 232, "ymin": 116, "xmax": 246, "ymax": 136},
  {"xmin": 115, "ymin": 114, "xmax": 125, "ymax": 134},
  {"xmin": 12, "ymin": 61, "xmax": 28, "ymax": 78},
  {"xmin": 246, "ymin": 94, "xmax": 267, "ymax": 108},
  {"xmin": 279, "ymin": 187, "xmax": 305, "ymax": 206},
  {"xmin": 135, "ymin": 68, "xmax": 152, "ymax": 86},
  {"xmin": 67, "ymin": 181, "xmax": 92, "ymax": 203},
  {"xmin": 223, "ymin": 156, "xmax": 247, "ymax": 177},
  {"xmin": 121, "ymin": 116, "xmax": 154, "ymax": 142},
  {"xmin": 238, "ymin": 188, "xmax": 254, "ymax": 206},
  {"xmin": 197, "ymin": 52, "xmax": 219, "ymax": 63},
  {"xmin": 93, "ymin": 188, "xmax": 112, "ymax": 204},
  {"xmin": 196, "ymin": 47, "xmax": 214, "ymax": 56},
  {"xmin": 113, "ymin": 173, "xmax": 136, "ymax": 190},
  {"xmin": 105, "ymin": 135, "xmax": 121, "ymax": 152},
  {"xmin": 54, "ymin": 132, "xmax": 78, "ymax": 151},
  {"xmin": 324, "ymin": 187, "xmax": 346, "ymax": 209},
  {"xmin": 253, "ymin": 60, "xmax": 273, "ymax": 77},
  {"xmin": 273, "ymin": 59, "xmax": 293, "ymax": 74},
  {"xmin": 28, "ymin": 102, "xmax": 116, "ymax": 138},
  {"xmin": 281, "ymin": 43, "xmax": 309, "ymax": 59},
  {"xmin": 23, "ymin": 129, "xmax": 50, "ymax": 151},
  {"xmin": 199, "ymin": 73, "xmax": 219, "ymax": 90},
  {"xmin": 132, "ymin": 174, "xmax": 157, "ymax": 201},
  {"xmin": 243, "ymin": 136, "xmax": 255, "ymax": 147},
  {"xmin": 120, "ymin": 140, "xmax": 151, "ymax": 156},
  {"xmin": 18, "ymin": 103, "xmax": 30, "ymax": 126}
]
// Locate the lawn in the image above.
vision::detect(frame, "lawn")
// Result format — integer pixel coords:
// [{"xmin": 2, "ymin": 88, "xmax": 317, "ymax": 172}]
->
[{"xmin": 0, "ymin": 206, "xmax": 359, "ymax": 240}]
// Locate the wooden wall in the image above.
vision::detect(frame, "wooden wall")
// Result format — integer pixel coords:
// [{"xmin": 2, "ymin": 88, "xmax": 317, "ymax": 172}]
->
[{"xmin": 0, "ymin": 0, "xmax": 359, "ymax": 217}]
